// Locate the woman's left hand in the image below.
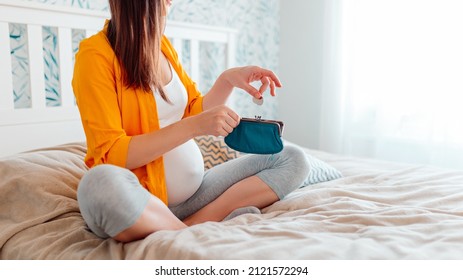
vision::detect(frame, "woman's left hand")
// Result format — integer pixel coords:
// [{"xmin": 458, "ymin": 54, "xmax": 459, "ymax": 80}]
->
[{"xmin": 222, "ymin": 66, "xmax": 282, "ymax": 99}]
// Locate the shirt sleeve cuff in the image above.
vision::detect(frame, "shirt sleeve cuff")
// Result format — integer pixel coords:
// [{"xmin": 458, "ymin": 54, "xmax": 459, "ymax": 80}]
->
[
  {"xmin": 107, "ymin": 135, "xmax": 132, "ymax": 168},
  {"xmin": 186, "ymin": 91, "xmax": 204, "ymax": 116}
]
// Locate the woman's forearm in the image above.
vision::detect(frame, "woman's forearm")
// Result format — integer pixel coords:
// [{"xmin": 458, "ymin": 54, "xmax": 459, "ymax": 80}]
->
[
  {"xmin": 202, "ymin": 71, "xmax": 234, "ymax": 110},
  {"xmin": 125, "ymin": 117, "xmax": 197, "ymax": 170}
]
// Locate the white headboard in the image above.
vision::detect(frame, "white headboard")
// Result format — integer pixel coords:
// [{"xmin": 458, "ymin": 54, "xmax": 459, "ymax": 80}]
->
[{"xmin": 0, "ymin": 0, "xmax": 236, "ymax": 158}]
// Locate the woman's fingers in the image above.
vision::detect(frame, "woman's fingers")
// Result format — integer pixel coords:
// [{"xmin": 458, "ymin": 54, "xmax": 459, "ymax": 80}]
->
[
  {"xmin": 248, "ymin": 67, "xmax": 281, "ymax": 97},
  {"xmin": 200, "ymin": 105, "xmax": 240, "ymax": 136},
  {"xmin": 259, "ymin": 76, "xmax": 270, "ymax": 95},
  {"xmin": 259, "ymin": 68, "xmax": 282, "ymax": 88}
]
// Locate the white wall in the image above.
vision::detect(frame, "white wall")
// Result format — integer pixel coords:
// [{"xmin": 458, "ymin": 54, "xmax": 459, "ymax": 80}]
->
[{"xmin": 278, "ymin": 0, "xmax": 326, "ymax": 149}]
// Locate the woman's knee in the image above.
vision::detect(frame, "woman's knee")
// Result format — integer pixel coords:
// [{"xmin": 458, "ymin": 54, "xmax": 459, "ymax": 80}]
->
[
  {"xmin": 78, "ymin": 164, "xmax": 134, "ymax": 203},
  {"xmin": 270, "ymin": 144, "xmax": 311, "ymax": 196},
  {"xmin": 77, "ymin": 164, "xmax": 149, "ymax": 238},
  {"xmin": 281, "ymin": 144, "xmax": 310, "ymax": 178}
]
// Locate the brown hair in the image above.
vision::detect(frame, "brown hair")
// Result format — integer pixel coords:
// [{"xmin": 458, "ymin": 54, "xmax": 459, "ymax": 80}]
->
[{"xmin": 107, "ymin": 0, "xmax": 168, "ymax": 101}]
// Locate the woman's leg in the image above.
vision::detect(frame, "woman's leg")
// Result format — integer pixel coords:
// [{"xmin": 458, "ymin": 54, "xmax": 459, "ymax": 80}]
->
[
  {"xmin": 183, "ymin": 176, "xmax": 278, "ymax": 225},
  {"xmin": 170, "ymin": 144, "xmax": 310, "ymax": 225},
  {"xmin": 77, "ymin": 164, "xmax": 186, "ymax": 242}
]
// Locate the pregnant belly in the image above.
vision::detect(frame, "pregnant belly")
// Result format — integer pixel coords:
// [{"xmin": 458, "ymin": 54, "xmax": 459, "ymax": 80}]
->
[{"xmin": 163, "ymin": 139, "xmax": 204, "ymax": 206}]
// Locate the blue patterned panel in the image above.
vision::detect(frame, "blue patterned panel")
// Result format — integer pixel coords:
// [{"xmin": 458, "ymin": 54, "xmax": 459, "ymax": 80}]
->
[
  {"xmin": 168, "ymin": 40, "xmax": 225, "ymax": 96},
  {"xmin": 29, "ymin": 0, "xmax": 108, "ymax": 10},
  {"xmin": 10, "ymin": 23, "xmax": 31, "ymax": 109},
  {"xmin": 199, "ymin": 42, "xmax": 225, "ymax": 94},
  {"xmin": 181, "ymin": 39, "xmax": 191, "ymax": 78},
  {"xmin": 42, "ymin": 26, "xmax": 61, "ymax": 107},
  {"xmin": 70, "ymin": 0, "xmax": 90, "ymax": 9},
  {"xmin": 167, "ymin": 37, "xmax": 192, "ymax": 78},
  {"xmin": 72, "ymin": 29, "xmax": 86, "ymax": 61}
]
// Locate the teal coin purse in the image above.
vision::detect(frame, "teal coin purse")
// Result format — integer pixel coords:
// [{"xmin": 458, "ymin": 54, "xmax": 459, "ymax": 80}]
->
[{"xmin": 224, "ymin": 117, "xmax": 285, "ymax": 154}]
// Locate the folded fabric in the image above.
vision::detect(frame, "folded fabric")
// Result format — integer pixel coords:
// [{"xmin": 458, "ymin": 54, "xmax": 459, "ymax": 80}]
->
[{"xmin": 224, "ymin": 117, "xmax": 284, "ymax": 154}]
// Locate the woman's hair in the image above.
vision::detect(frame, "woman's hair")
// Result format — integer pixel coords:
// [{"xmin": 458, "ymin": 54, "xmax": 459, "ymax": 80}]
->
[{"xmin": 107, "ymin": 0, "xmax": 169, "ymax": 101}]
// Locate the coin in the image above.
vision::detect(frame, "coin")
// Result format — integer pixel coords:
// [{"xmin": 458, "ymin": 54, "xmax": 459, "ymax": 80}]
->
[{"xmin": 252, "ymin": 96, "xmax": 264, "ymax": 106}]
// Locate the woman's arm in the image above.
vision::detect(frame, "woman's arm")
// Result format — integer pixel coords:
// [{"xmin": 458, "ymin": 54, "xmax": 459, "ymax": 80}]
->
[
  {"xmin": 127, "ymin": 66, "xmax": 282, "ymax": 169},
  {"xmin": 126, "ymin": 118, "xmax": 195, "ymax": 170},
  {"xmin": 126, "ymin": 104, "xmax": 239, "ymax": 169}
]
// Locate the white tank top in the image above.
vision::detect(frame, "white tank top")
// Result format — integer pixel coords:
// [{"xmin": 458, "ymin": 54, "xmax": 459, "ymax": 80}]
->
[{"xmin": 154, "ymin": 63, "xmax": 204, "ymax": 207}]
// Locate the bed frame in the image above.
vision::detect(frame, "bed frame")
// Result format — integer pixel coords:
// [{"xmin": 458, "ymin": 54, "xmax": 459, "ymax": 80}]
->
[{"xmin": 0, "ymin": 0, "xmax": 236, "ymax": 158}]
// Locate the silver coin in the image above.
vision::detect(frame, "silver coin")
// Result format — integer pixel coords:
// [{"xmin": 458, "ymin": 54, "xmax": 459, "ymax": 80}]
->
[{"xmin": 252, "ymin": 97, "xmax": 264, "ymax": 106}]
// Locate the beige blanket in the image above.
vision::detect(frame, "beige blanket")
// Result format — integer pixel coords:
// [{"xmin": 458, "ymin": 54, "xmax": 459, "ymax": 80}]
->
[{"xmin": 1, "ymin": 143, "xmax": 462, "ymax": 259}]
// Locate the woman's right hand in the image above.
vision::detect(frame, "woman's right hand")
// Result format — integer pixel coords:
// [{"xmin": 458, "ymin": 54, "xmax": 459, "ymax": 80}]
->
[{"xmin": 190, "ymin": 105, "xmax": 240, "ymax": 137}]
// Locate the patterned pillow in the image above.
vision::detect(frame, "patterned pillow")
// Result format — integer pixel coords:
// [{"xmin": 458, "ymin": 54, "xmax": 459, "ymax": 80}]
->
[
  {"xmin": 301, "ymin": 153, "xmax": 343, "ymax": 187},
  {"xmin": 194, "ymin": 135, "xmax": 240, "ymax": 170}
]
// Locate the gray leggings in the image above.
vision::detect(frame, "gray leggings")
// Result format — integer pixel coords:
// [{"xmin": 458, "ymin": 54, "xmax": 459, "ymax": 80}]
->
[{"xmin": 77, "ymin": 144, "xmax": 310, "ymax": 238}]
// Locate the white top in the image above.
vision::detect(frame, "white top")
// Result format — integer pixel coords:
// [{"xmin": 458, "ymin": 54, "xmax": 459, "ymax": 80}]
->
[{"xmin": 154, "ymin": 63, "xmax": 204, "ymax": 207}]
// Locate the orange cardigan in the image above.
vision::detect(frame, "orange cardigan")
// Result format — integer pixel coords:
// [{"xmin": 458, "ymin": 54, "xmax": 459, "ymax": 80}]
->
[{"xmin": 72, "ymin": 23, "xmax": 203, "ymax": 205}]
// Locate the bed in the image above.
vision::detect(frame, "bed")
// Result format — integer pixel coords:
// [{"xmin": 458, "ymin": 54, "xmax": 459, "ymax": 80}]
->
[{"xmin": 2, "ymin": 1, "xmax": 463, "ymax": 260}]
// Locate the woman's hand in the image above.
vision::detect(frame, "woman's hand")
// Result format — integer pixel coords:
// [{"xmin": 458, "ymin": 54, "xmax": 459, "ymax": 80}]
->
[
  {"xmin": 203, "ymin": 65, "xmax": 282, "ymax": 111},
  {"xmin": 190, "ymin": 105, "xmax": 240, "ymax": 137},
  {"xmin": 222, "ymin": 66, "xmax": 282, "ymax": 99}
]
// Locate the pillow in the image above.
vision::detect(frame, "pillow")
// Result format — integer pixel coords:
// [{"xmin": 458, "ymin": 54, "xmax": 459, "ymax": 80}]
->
[
  {"xmin": 301, "ymin": 153, "xmax": 342, "ymax": 187},
  {"xmin": 194, "ymin": 135, "xmax": 240, "ymax": 170}
]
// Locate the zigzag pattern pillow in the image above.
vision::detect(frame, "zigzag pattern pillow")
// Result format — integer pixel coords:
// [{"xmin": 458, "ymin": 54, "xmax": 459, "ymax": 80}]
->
[
  {"xmin": 301, "ymin": 153, "xmax": 343, "ymax": 187},
  {"xmin": 194, "ymin": 135, "xmax": 240, "ymax": 170}
]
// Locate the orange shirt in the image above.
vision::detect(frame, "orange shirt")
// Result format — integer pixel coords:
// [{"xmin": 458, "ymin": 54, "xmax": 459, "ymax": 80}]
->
[{"xmin": 72, "ymin": 23, "xmax": 203, "ymax": 205}]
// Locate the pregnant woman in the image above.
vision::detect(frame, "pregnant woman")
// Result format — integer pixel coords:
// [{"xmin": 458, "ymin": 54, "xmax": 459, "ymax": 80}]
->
[{"xmin": 72, "ymin": 0, "xmax": 310, "ymax": 242}]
